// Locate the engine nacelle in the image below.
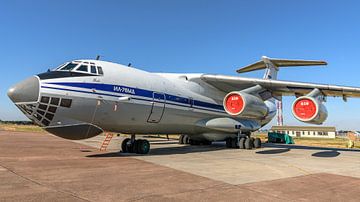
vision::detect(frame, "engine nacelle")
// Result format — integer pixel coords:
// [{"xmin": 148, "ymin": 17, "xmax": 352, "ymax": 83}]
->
[
  {"xmin": 292, "ymin": 96, "xmax": 328, "ymax": 124},
  {"xmin": 223, "ymin": 91, "xmax": 268, "ymax": 119}
]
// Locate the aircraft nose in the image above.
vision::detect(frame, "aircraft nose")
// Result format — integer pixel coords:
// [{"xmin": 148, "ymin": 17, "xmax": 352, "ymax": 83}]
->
[{"xmin": 7, "ymin": 76, "xmax": 40, "ymax": 103}]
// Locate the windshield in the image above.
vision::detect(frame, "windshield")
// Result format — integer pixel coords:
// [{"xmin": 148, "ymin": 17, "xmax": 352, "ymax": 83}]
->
[
  {"xmin": 76, "ymin": 65, "xmax": 88, "ymax": 72},
  {"xmin": 60, "ymin": 63, "xmax": 78, "ymax": 71},
  {"xmin": 55, "ymin": 63, "xmax": 66, "ymax": 70},
  {"xmin": 52, "ymin": 61, "xmax": 104, "ymax": 76}
]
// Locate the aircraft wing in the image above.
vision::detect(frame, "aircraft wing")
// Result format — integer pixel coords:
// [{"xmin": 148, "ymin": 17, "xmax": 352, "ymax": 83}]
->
[{"xmin": 200, "ymin": 74, "xmax": 360, "ymax": 98}]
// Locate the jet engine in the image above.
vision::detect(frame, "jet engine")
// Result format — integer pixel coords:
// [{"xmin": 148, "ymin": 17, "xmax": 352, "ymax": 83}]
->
[
  {"xmin": 292, "ymin": 95, "xmax": 328, "ymax": 125},
  {"xmin": 223, "ymin": 91, "xmax": 268, "ymax": 119}
]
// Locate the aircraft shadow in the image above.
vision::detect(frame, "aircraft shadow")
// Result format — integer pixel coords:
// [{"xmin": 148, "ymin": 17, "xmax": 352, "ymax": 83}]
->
[
  {"xmin": 261, "ymin": 143, "xmax": 359, "ymax": 158},
  {"xmin": 86, "ymin": 142, "xmax": 359, "ymax": 158},
  {"xmin": 311, "ymin": 150, "xmax": 340, "ymax": 158},
  {"xmin": 263, "ymin": 143, "xmax": 360, "ymax": 152},
  {"xmin": 256, "ymin": 148, "xmax": 291, "ymax": 154},
  {"xmin": 86, "ymin": 143, "xmax": 226, "ymax": 158},
  {"xmin": 149, "ymin": 141, "xmax": 181, "ymax": 145}
]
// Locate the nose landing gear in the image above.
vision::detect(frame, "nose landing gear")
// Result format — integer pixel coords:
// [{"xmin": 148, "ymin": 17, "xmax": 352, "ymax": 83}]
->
[{"xmin": 121, "ymin": 135, "xmax": 150, "ymax": 154}]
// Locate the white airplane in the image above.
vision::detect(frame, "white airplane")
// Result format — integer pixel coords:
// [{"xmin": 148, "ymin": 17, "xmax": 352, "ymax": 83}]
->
[{"xmin": 7, "ymin": 56, "xmax": 360, "ymax": 154}]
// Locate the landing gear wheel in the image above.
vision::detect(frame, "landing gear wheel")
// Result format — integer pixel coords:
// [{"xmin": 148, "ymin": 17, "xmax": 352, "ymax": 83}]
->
[
  {"xmin": 250, "ymin": 137, "xmax": 255, "ymax": 147},
  {"xmin": 239, "ymin": 138, "xmax": 246, "ymax": 149},
  {"xmin": 130, "ymin": 140, "xmax": 138, "ymax": 153},
  {"xmin": 231, "ymin": 138, "xmax": 237, "ymax": 148},
  {"xmin": 202, "ymin": 140, "xmax": 212, "ymax": 145},
  {"xmin": 179, "ymin": 135, "xmax": 184, "ymax": 144},
  {"xmin": 183, "ymin": 135, "xmax": 190, "ymax": 144},
  {"xmin": 121, "ymin": 138, "xmax": 131, "ymax": 153},
  {"xmin": 226, "ymin": 138, "xmax": 232, "ymax": 148},
  {"xmin": 254, "ymin": 138, "xmax": 261, "ymax": 148},
  {"xmin": 189, "ymin": 139, "xmax": 200, "ymax": 145},
  {"xmin": 136, "ymin": 139, "xmax": 150, "ymax": 154},
  {"xmin": 244, "ymin": 138, "xmax": 253, "ymax": 150}
]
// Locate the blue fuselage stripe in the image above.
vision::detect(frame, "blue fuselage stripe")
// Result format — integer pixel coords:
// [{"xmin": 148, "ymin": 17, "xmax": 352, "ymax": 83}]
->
[{"xmin": 41, "ymin": 83, "xmax": 226, "ymax": 114}]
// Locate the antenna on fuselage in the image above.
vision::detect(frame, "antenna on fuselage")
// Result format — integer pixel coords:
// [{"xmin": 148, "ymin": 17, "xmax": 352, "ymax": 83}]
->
[
  {"xmin": 128, "ymin": 63, "xmax": 132, "ymax": 67},
  {"xmin": 96, "ymin": 55, "xmax": 101, "ymax": 60}
]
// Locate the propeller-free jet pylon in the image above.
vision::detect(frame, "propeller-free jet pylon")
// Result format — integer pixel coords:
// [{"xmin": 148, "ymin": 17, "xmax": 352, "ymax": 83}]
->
[{"xmin": 8, "ymin": 56, "xmax": 360, "ymax": 154}]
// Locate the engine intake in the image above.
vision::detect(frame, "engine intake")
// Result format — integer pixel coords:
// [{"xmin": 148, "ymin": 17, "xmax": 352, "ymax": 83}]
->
[
  {"xmin": 223, "ymin": 91, "xmax": 268, "ymax": 119},
  {"xmin": 292, "ymin": 96, "xmax": 328, "ymax": 124}
]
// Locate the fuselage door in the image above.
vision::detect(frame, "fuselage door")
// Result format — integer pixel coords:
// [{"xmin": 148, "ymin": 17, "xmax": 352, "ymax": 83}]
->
[
  {"xmin": 189, "ymin": 97, "xmax": 194, "ymax": 110},
  {"xmin": 147, "ymin": 92, "xmax": 166, "ymax": 123}
]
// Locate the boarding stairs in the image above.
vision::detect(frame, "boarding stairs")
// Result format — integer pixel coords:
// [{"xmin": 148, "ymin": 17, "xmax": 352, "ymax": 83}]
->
[{"xmin": 100, "ymin": 133, "xmax": 114, "ymax": 151}]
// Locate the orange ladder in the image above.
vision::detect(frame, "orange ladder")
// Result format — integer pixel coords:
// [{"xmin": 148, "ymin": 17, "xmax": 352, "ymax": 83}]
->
[{"xmin": 100, "ymin": 133, "xmax": 114, "ymax": 151}]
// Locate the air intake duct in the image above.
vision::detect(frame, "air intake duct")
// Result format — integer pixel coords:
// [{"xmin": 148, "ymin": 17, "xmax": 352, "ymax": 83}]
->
[{"xmin": 223, "ymin": 91, "xmax": 268, "ymax": 119}]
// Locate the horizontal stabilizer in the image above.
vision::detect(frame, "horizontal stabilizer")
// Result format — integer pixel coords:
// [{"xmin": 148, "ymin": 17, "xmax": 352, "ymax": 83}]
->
[{"xmin": 236, "ymin": 56, "xmax": 327, "ymax": 73}]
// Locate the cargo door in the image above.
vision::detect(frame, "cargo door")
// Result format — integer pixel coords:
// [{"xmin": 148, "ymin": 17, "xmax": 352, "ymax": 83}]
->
[{"xmin": 147, "ymin": 92, "xmax": 166, "ymax": 123}]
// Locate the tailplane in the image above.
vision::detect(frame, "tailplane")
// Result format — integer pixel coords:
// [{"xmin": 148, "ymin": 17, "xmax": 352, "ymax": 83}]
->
[{"xmin": 236, "ymin": 56, "xmax": 327, "ymax": 80}]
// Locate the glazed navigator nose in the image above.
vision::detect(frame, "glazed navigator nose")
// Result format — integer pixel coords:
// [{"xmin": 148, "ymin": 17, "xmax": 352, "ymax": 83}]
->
[{"xmin": 7, "ymin": 76, "xmax": 40, "ymax": 103}]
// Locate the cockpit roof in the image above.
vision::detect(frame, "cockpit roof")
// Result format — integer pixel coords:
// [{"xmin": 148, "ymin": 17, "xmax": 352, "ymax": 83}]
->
[{"xmin": 55, "ymin": 60, "xmax": 103, "ymax": 76}]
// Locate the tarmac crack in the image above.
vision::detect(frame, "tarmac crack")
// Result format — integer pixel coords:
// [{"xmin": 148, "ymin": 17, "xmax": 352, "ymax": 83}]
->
[{"xmin": 0, "ymin": 163, "xmax": 92, "ymax": 202}]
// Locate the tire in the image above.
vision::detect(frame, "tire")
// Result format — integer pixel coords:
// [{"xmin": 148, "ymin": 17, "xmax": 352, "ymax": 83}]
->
[
  {"xmin": 137, "ymin": 139, "xmax": 150, "ymax": 154},
  {"xmin": 179, "ymin": 135, "xmax": 184, "ymax": 144},
  {"xmin": 226, "ymin": 138, "xmax": 232, "ymax": 148},
  {"xmin": 250, "ymin": 137, "xmax": 255, "ymax": 147},
  {"xmin": 204, "ymin": 141, "xmax": 212, "ymax": 145},
  {"xmin": 130, "ymin": 140, "xmax": 138, "ymax": 153},
  {"xmin": 231, "ymin": 138, "xmax": 237, "ymax": 148},
  {"xmin": 189, "ymin": 139, "xmax": 200, "ymax": 145},
  {"xmin": 121, "ymin": 138, "xmax": 131, "ymax": 153},
  {"xmin": 239, "ymin": 138, "xmax": 246, "ymax": 149},
  {"xmin": 183, "ymin": 135, "xmax": 190, "ymax": 144},
  {"xmin": 254, "ymin": 138, "xmax": 261, "ymax": 148},
  {"xmin": 244, "ymin": 138, "xmax": 253, "ymax": 150}
]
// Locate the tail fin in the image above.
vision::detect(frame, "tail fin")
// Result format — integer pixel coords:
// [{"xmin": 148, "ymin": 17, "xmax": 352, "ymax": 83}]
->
[{"xmin": 236, "ymin": 56, "xmax": 327, "ymax": 80}]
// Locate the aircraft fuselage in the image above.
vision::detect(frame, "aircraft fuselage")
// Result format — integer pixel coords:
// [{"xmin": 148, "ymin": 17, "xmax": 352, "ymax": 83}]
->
[{"xmin": 8, "ymin": 60, "xmax": 276, "ymax": 141}]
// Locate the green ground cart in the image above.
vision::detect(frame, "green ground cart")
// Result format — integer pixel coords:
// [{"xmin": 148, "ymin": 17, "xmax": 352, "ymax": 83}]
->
[{"xmin": 268, "ymin": 132, "xmax": 295, "ymax": 144}]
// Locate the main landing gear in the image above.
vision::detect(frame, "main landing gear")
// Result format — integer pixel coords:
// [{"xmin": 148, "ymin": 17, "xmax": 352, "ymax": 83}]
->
[
  {"xmin": 226, "ymin": 134, "xmax": 262, "ymax": 149},
  {"xmin": 178, "ymin": 134, "xmax": 212, "ymax": 145},
  {"xmin": 121, "ymin": 134, "xmax": 150, "ymax": 154}
]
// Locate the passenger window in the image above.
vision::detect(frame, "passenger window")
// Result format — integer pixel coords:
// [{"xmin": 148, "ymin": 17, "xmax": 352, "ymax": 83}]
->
[
  {"xmin": 77, "ymin": 65, "xmax": 88, "ymax": 72},
  {"xmin": 60, "ymin": 63, "xmax": 78, "ymax": 70},
  {"xmin": 91, "ymin": 66, "xmax": 97, "ymax": 74},
  {"xmin": 97, "ymin": 66, "xmax": 103, "ymax": 75}
]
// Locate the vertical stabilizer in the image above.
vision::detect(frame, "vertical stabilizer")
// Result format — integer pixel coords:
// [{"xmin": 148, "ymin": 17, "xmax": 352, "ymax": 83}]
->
[{"xmin": 262, "ymin": 56, "xmax": 279, "ymax": 80}]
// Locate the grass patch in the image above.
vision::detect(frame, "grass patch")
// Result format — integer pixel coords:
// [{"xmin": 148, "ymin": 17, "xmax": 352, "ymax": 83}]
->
[
  {"xmin": 293, "ymin": 137, "xmax": 360, "ymax": 149},
  {"xmin": 0, "ymin": 123, "xmax": 45, "ymax": 133}
]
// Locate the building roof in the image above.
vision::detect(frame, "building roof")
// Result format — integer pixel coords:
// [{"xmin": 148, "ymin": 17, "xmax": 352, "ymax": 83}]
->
[{"xmin": 271, "ymin": 125, "xmax": 336, "ymax": 132}]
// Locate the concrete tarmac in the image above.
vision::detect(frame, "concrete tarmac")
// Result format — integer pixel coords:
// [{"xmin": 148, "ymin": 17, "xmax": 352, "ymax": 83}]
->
[{"xmin": 1, "ymin": 131, "xmax": 360, "ymax": 201}]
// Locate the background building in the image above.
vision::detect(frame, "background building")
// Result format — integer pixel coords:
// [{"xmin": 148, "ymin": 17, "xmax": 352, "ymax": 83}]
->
[{"xmin": 270, "ymin": 126, "xmax": 336, "ymax": 139}]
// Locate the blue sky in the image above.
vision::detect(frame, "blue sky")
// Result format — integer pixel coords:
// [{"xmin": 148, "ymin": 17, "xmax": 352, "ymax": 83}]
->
[{"xmin": 1, "ymin": 0, "xmax": 360, "ymax": 130}]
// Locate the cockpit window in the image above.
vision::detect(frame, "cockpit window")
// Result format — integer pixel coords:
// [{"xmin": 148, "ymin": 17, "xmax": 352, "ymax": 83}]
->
[
  {"xmin": 77, "ymin": 65, "xmax": 88, "ymax": 72},
  {"xmin": 97, "ymin": 66, "xmax": 103, "ymax": 75},
  {"xmin": 90, "ymin": 66, "xmax": 97, "ymax": 74},
  {"xmin": 52, "ymin": 61, "xmax": 104, "ymax": 76},
  {"xmin": 55, "ymin": 63, "xmax": 66, "ymax": 70},
  {"xmin": 60, "ymin": 63, "xmax": 78, "ymax": 71}
]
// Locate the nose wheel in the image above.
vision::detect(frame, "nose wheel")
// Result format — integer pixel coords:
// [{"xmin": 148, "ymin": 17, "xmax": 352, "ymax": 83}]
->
[{"xmin": 121, "ymin": 135, "xmax": 150, "ymax": 154}]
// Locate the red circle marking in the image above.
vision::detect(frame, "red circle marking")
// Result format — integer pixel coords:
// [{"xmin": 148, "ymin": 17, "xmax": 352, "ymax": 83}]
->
[
  {"xmin": 293, "ymin": 98, "xmax": 317, "ymax": 120},
  {"xmin": 225, "ymin": 93, "xmax": 244, "ymax": 115}
]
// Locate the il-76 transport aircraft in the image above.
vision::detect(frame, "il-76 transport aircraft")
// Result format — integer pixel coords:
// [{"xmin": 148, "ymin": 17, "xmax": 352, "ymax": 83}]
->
[{"xmin": 7, "ymin": 56, "xmax": 360, "ymax": 154}]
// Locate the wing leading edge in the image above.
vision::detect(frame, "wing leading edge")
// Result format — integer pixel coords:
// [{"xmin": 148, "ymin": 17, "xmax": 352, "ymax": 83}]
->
[{"xmin": 200, "ymin": 74, "xmax": 360, "ymax": 98}]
